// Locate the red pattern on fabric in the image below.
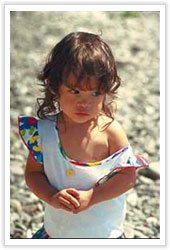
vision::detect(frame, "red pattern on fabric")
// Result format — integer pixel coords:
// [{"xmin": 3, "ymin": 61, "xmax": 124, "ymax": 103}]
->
[{"xmin": 27, "ymin": 117, "xmax": 37, "ymax": 126}]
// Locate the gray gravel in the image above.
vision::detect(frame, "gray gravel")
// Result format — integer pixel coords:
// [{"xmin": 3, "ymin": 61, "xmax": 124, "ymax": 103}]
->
[{"xmin": 10, "ymin": 11, "xmax": 160, "ymax": 238}]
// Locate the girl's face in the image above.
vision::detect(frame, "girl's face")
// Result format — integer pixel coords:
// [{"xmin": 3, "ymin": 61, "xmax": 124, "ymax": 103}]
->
[{"xmin": 59, "ymin": 73, "xmax": 105, "ymax": 124}]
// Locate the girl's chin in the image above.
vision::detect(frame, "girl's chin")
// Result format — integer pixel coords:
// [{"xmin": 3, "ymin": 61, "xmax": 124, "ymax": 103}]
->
[
  {"xmin": 72, "ymin": 115, "xmax": 92, "ymax": 123},
  {"xmin": 62, "ymin": 112, "xmax": 94, "ymax": 124}
]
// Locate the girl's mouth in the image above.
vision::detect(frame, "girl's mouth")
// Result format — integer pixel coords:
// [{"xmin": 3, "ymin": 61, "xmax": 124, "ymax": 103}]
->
[{"xmin": 74, "ymin": 112, "xmax": 89, "ymax": 116}]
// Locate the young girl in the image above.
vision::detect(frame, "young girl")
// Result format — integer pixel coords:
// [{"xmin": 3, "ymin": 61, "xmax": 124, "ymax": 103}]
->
[{"xmin": 18, "ymin": 32, "xmax": 148, "ymax": 239}]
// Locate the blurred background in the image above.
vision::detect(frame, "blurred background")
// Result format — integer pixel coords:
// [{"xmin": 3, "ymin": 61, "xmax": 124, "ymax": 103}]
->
[{"xmin": 10, "ymin": 11, "xmax": 160, "ymax": 238}]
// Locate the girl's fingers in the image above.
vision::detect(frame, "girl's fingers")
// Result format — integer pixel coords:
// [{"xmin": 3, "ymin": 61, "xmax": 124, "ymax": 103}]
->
[
  {"xmin": 64, "ymin": 192, "xmax": 80, "ymax": 208},
  {"xmin": 58, "ymin": 196, "xmax": 75, "ymax": 211},
  {"xmin": 59, "ymin": 203, "xmax": 73, "ymax": 212},
  {"xmin": 67, "ymin": 188, "xmax": 80, "ymax": 199}
]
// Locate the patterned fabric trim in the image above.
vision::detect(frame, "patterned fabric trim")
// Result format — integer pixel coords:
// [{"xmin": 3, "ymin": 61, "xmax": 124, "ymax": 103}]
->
[
  {"xmin": 18, "ymin": 116, "xmax": 43, "ymax": 164},
  {"xmin": 58, "ymin": 140, "xmax": 129, "ymax": 167},
  {"xmin": 32, "ymin": 225, "xmax": 50, "ymax": 239},
  {"xmin": 95, "ymin": 154, "xmax": 149, "ymax": 186},
  {"xmin": 32, "ymin": 225, "xmax": 126, "ymax": 239},
  {"xmin": 58, "ymin": 140, "xmax": 149, "ymax": 169},
  {"xmin": 117, "ymin": 233, "xmax": 126, "ymax": 239}
]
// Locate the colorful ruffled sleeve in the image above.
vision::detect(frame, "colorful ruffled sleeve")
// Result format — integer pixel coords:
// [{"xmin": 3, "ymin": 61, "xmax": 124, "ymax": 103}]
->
[
  {"xmin": 113, "ymin": 147, "xmax": 149, "ymax": 172},
  {"xmin": 95, "ymin": 146, "xmax": 149, "ymax": 186},
  {"xmin": 18, "ymin": 116, "xmax": 43, "ymax": 164}
]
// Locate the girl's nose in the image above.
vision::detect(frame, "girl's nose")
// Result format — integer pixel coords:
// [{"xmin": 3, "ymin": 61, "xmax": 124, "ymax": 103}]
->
[{"xmin": 76, "ymin": 101, "xmax": 89, "ymax": 110}]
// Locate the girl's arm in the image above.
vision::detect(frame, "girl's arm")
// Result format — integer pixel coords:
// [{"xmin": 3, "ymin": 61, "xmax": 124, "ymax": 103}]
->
[
  {"xmin": 91, "ymin": 119, "xmax": 137, "ymax": 202},
  {"xmin": 74, "ymin": 120, "xmax": 136, "ymax": 213},
  {"xmin": 91, "ymin": 167, "xmax": 136, "ymax": 204},
  {"xmin": 73, "ymin": 168, "xmax": 136, "ymax": 214},
  {"xmin": 25, "ymin": 153, "xmax": 80, "ymax": 211}
]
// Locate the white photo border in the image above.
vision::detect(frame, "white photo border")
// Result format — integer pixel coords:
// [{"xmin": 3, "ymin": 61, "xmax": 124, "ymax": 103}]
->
[{"xmin": 4, "ymin": 3, "xmax": 165, "ymax": 246}]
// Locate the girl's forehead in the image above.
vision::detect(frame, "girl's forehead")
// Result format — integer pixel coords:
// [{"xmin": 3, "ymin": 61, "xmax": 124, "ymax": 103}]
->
[{"xmin": 63, "ymin": 72, "xmax": 99, "ymax": 91}]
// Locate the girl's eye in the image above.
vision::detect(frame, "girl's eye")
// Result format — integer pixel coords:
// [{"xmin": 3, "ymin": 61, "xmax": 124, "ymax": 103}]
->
[
  {"xmin": 70, "ymin": 89, "xmax": 80, "ymax": 94},
  {"xmin": 92, "ymin": 91, "xmax": 101, "ymax": 97}
]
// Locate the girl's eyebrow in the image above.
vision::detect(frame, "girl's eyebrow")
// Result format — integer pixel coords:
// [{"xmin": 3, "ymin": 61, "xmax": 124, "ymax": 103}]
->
[
  {"xmin": 63, "ymin": 81, "xmax": 71, "ymax": 88},
  {"xmin": 63, "ymin": 81, "xmax": 78, "ymax": 89},
  {"xmin": 63, "ymin": 82, "xmax": 100, "ymax": 92}
]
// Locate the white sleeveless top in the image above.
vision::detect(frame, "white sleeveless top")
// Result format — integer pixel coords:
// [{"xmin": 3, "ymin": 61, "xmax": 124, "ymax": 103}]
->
[{"xmin": 18, "ymin": 115, "xmax": 148, "ymax": 238}]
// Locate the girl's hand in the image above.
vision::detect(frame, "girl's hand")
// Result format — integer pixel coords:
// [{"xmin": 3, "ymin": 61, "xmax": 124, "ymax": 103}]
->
[
  {"xmin": 49, "ymin": 188, "xmax": 80, "ymax": 212},
  {"xmin": 71, "ymin": 189, "xmax": 94, "ymax": 214}
]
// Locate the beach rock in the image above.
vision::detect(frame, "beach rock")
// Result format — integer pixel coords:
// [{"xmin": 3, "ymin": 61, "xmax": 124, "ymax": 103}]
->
[
  {"xmin": 126, "ymin": 190, "xmax": 138, "ymax": 207},
  {"xmin": 139, "ymin": 162, "xmax": 160, "ymax": 180}
]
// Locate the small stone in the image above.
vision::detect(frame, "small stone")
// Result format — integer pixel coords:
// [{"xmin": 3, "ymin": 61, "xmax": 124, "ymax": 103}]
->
[
  {"xmin": 31, "ymin": 212, "xmax": 44, "ymax": 223},
  {"xmin": 139, "ymin": 162, "xmax": 160, "ymax": 180},
  {"xmin": 26, "ymin": 229, "xmax": 33, "ymax": 238},
  {"xmin": 124, "ymin": 223, "xmax": 135, "ymax": 238},
  {"xmin": 145, "ymin": 106, "xmax": 155, "ymax": 115},
  {"xmin": 127, "ymin": 191, "xmax": 138, "ymax": 207},
  {"xmin": 10, "ymin": 154, "xmax": 25, "ymax": 162},
  {"xmin": 37, "ymin": 202, "xmax": 44, "ymax": 212},
  {"xmin": 24, "ymin": 106, "xmax": 33, "ymax": 115},
  {"xmin": 19, "ymin": 85, "xmax": 28, "ymax": 95},
  {"xmin": 139, "ymin": 175, "xmax": 154, "ymax": 184},
  {"xmin": 10, "ymin": 212, "xmax": 20, "ymax": 223},
  {"xmin": 11, "ymin": 161, "xmax": 24, "ymax": 176},
  {"xmin": 21, "ymin": 212, "xmax": 32, "ymax": 224},
  {"xmin": 149, "ymin": 162, "xmax": 160, "ymax": 177},
  {"xmin": 29, "ymin": 192, "xmax": 40, "ymax": 202},
  {"xmin": 10, "ymin": 199, "xmax": 23, "ymax": 213},
  {"xmin": 135, "ymin": 225, "xmax": 154, "ymax": 236},
  {"xmin": 15, "ymin": 222, "xmax": 27, "ymax": 231},
  {"xmin": 23, "ymin": 204, "xmax": 38, "ymax": 215},
  {"xmin": 134, "ymin": 230, "xmax": 148, "ymax": 238},
  {"xmin": 147, "ymin": 216, "xmax": 158, "ymax": 226}
]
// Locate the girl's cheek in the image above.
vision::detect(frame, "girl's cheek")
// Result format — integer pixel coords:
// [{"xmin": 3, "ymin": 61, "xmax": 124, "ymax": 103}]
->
[
  {"xmin": 98, "ymin": 103, "xmax": 104, "ymax": 112},
  {"xmin": 97, "ymin": 97, "xmax": 105, "ymax": 108}
]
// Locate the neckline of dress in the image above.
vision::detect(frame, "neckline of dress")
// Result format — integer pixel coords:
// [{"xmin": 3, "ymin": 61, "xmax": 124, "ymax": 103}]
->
[{"xmin": 52, "ymin": 114, "xmax": 129, "ymax": 167}]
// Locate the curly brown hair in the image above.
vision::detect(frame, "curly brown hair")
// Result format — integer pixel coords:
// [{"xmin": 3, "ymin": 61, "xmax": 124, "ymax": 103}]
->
[{"xmin": 37, "ymin": 32, "xmax": 121, "ymax": 119}]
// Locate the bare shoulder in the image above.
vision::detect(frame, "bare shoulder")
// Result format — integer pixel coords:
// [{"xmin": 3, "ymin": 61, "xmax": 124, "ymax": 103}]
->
[{"xmin": 105, "ymin": 118, "xmax": 129, "ymax": 154}]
